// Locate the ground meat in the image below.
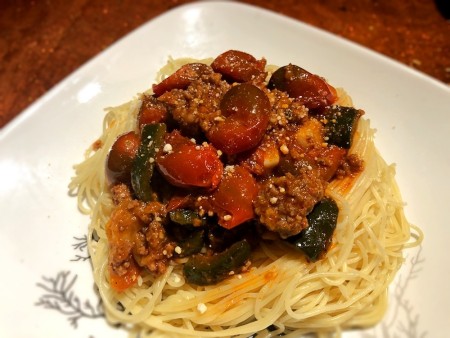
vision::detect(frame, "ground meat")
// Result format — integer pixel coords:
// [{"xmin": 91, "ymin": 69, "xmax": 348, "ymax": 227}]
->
[
  {"xmin": 158, "ymin": 72, "xmax": 230, "ymax": 137},
  {"xmin": 133, "ymin": 220, "xmax": 176, "ymax": 275},
  {"xmin": 110, "ymin": 183, "xmax": 133, "ymax": 205},
  {"xmin": 107, "ymin": 184, "xmax": 175, "ymax": 277},
  {"xmin": 335, "ymin": 153, "xmax": 364, "ymax": 178},
  {"xmin": 254, "ymin": 171, "xmax": 325, "ymax": 238},
  {"xmin": 265, "ymin": 89, "xmax": 309, "ymax": 130},
  {"xmin": 138, "ymin": 94, "xmax": 168, "ymax": 126}
]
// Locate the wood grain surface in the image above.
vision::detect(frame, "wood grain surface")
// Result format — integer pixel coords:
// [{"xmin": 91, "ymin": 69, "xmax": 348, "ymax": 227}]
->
[{"xmin": 1, "ymin": 0, "xmax": 449, "ymax": 128}]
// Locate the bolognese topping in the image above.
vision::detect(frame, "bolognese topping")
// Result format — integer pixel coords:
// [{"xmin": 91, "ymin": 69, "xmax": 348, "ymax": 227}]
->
[{"xmin": 104, "ymin": 50, "xmax": 364, "ymax": 290}]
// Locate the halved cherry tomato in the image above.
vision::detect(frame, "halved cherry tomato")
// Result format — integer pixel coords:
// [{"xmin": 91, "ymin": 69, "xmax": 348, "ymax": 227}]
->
[
  {"xmin": 210, "ymin": 166, "xmax": 258, "ymax": 229},
  {"xmin": 207, "ymin": 83, "xmax": 270, "ymax": 155},
  {"xmin": 162, "ymin": 129, "xmax": 192, "ymax": 148},
  {"xmin": 268, "ymin": 64, "xmax": 337, "ymax": 109},
  {"xmin": 152, "ymin": 63, "xmax": 213, "ymax": 97},
  {"xmin": 138, "ymin": 95, "xmax": 168, "ymax": 129},
  {"xmin": 211, "ymin": 50, "xmax": 266, "ymax": 83},
  {"xmin": 106, "ymin": 131, "xmax": 140, "ymax": 185},
  {"xmin": 108, "ymin": 258, "xmax": 140, "ymax": 292},
  {"xmin": 156, "ymin": 132, "xmax": 223, "ymax": 189}
]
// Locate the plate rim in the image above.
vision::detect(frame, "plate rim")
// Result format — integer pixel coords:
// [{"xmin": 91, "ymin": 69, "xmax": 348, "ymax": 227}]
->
[
  {"xmin": 0, "ymin": 1, "xmax": 448, "ymax": 337},
  {"xmin": 1, "ymin": 1, "xmax": 448, "ymax": 140}
]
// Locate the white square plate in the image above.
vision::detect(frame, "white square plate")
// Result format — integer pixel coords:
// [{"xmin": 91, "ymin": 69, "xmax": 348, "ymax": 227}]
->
[{"xmin": 1, "ymin": 1, "xmax": 449, "ymax": 337}]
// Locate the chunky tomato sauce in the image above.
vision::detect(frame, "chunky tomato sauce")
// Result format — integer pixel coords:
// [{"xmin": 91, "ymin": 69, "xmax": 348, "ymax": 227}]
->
[{"xmin": 105, "ymin": 50, "xmax": 363, "ymax": 291}]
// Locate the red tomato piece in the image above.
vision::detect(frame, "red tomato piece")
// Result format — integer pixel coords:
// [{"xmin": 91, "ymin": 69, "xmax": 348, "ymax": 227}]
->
[
  {"xmin": 306, "ymin": 145, "xmax": 347, "ymax": 181},
  {"xmin": 156, "ymin": 132, "xmax": 223, "ymax": 189},
  {"xmin": 163, "ymin": 129, "xmax": 192, "ymax": 148},
  {"xmin": 106, "ymin": 131, "xmax": 140, "ymax": 185},
  {"xmin": 207, "ymin": 83, "xmax": 270, "ymax": 155},
  {"xmin": 152, "ymin": 63, "xmax": 213, "ymax": 97},
  {"xmin": 108, "ymin": 258, "xmax": 140, "ymax": 292},
  {"xmin": 268, "ymin": 64, "xmax": 337, "ymax": 109},
  {"xmin": 166, "ymin": 193, "xmax": 194, "ymax": 212},
  {"xmin": 210, "ymin": 166, "xmax": 258, "ymax": 229},
  {"xmin": 211, "ymin": 50, "xmax": 266, "ymax": 83}
]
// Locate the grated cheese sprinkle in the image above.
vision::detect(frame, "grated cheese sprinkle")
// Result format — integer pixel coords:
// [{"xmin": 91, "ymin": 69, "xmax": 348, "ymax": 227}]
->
[
  {"xmin": 197, "ymin": 303, "xmax": 207, "ymax": 314},
  {"xmin": 163, "ymin": 143, "xmax": 173, "ymax": 153}
]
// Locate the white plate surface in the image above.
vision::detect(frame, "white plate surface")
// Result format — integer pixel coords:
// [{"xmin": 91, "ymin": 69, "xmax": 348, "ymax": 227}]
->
[{"xmin": 1, "ymin": 2, "xmax": 449, "ymax": 337}]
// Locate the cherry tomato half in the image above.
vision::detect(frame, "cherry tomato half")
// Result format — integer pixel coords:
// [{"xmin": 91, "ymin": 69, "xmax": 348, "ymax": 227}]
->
[
  {"xmin": 106, "ymin": 131, "xmax": 140, "ymax": 185},
  {"xmin": 207, "ymin": 83, "xmax": 270, "ymax": 155},
  {"xmin": 211, "ymin": 50, "xmax": 266, "ymax": 83},
  {"xmin": 210, "ymin": 166, "xmax": 258, "ymax": 229},
  {"xmin": 156, "ymin": 132, "xmax": 223, "ymax": 189},
  {"xmin": 152, "ymin": 63, "xmax": 213, "ymax": 97},
  {"xmin": 268, "ymin": 64, "xmax": 337, "ymax": 109}
]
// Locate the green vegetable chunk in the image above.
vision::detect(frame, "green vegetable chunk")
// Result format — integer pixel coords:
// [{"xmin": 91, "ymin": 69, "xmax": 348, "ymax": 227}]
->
[
  {"xmin": 324, "ymin": 106, "xmax": 362, "ymax": 149},
  {"xmin": 169, "ymin": 209, "xmax": 206, "ymax": 227},
  {"xmin": 168, "ymin": 210, "xmax": 207, "ymax": 257},
  {"xmin": 131, "ymin": 123, "xmax": 166, "ymax": 202},
  {"xmin": 287, "ymin": 197, "xmax": 339, "ymax": 261},
  {"xmin": 176, "ymin": 229, "xmax": 205, "ymax": 257},
  {"xmin": 183, "ymin": 240, "xmax": 251, "ymax": 286}
]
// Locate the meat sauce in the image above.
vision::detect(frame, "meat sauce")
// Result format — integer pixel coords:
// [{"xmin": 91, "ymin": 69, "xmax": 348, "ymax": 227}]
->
[{"xmin": 105, "ymin": 50, "xmax": 363, "ymax": 291}]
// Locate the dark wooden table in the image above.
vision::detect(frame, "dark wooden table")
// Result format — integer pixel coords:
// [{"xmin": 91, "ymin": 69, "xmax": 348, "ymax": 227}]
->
[{"xmin": 1, "ymin": 0, "xmax": 449, "ymax": 128}]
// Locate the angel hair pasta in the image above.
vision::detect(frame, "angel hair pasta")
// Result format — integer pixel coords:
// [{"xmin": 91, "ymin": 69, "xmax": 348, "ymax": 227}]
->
[{"xmin": 69, "ymin": 50, "xmax": 422, "ymax": 338}]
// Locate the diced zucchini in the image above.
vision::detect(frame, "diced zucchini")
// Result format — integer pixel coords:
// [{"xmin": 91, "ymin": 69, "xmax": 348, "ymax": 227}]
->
[
  {"xmin": 131, "ymin": 123, "xmax": 166, "ymax": 202},
  {"xmin": 324, "ymin": 106, "xmax": 362, "ymax": 149},
  {"xmin": 183, "ymin": 240, "xmax": 251, "ymax": 285},
  {"xmin": 287, "ymin": 197, "xmax": 338, "ymax": 261}
]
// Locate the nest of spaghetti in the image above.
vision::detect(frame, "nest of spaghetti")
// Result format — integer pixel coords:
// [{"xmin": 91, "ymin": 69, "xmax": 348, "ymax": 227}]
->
[{"xmin": 70, "ymin": 50, "xmax": 422, "ymax": 338}]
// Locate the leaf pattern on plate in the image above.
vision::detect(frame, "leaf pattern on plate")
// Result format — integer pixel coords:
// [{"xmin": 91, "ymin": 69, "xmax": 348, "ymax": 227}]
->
[
  {"xmin": 35, "ymin": 234, "xmax": 103, "ymax": 330},
  {"xmin": 71, "ymin": 235, "xmax": 90, "ymax": 262},
  {"xmin": 35, "ymin": 271, "xmax": 104, "ymax": 328}
]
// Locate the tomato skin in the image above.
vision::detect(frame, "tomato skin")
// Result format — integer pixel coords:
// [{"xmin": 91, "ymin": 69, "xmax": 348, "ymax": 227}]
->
[
  {"xmin": 166, "ymin": 194, "xmax": 194, "ymax": 212},
  {"xmin": 106, "ymin": 131, "xmax": 140, "ymax": 185},
  {"xmin": 152, "ymin": 63, "xmax": 212, "ymax": 97},
  {"xmin": 268, "ymin": 64, "xmax": 337, "ymax": 109},
  {"xmin": 211, "ymin": 50, "xmax": 266, "ymax": 82},
  {"xmin": 207, "ymin": 83, "xmax": 270, "ymax": 155},
  {"xmin": 108, "ymin": 258, "xmax": 140, "ymax": 292},
  {"xmin": 306, "ymin": 146, "xmax": 346, "ymax": 181},
  {"xmin": 210, "ymin": 166, "xmax": 258, "ymax": 229},
  {"xmin": 156, "ymin": 132, "xmax": 223, "ymax": 189}
]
